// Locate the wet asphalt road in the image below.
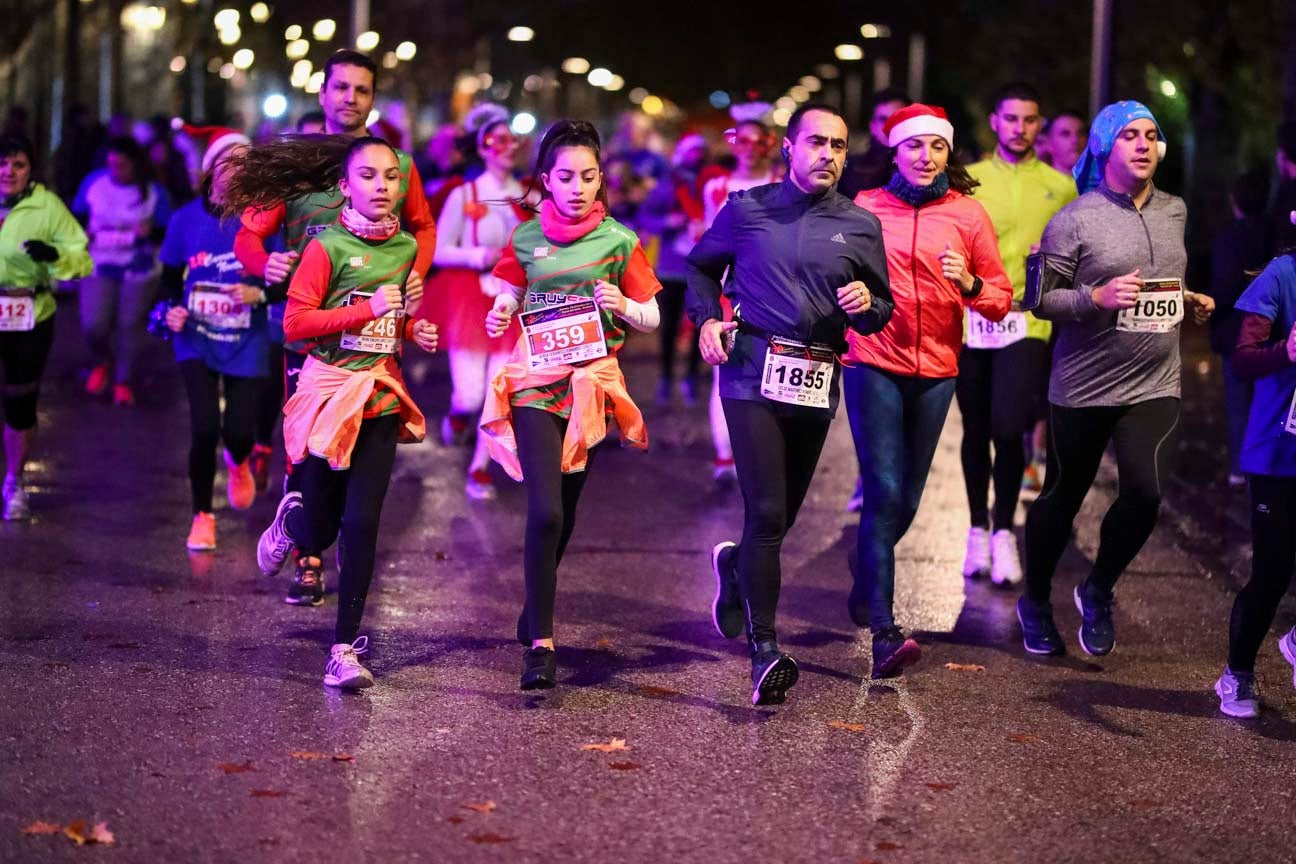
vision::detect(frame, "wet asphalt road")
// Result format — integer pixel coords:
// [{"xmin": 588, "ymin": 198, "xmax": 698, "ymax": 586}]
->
[{"xmin": 2, "ymin": 299, "xmax": 1294, "ymax": 864}]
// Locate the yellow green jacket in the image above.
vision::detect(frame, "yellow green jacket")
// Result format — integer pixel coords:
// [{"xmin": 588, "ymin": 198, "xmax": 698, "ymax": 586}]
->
[
  {"xmin": 967, "ymin": 153, "xmax": 1076, "ymax": 341},
  {"xmin": 0, "ymin": 183, "xmax": 93, "ymax": 323}
]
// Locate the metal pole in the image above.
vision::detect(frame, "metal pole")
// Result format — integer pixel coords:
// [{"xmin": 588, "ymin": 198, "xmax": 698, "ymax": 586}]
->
[
  {"xmin": 351, "ymin": 0, "xmax": 370, "ymax": 48},
  {"xmin": 907, "ymin": 32, "xmax": 925, "ymax": 101},
  {"xmin": 1090, "ymin": 0, "xmax": 1113, "ymax": 117}
]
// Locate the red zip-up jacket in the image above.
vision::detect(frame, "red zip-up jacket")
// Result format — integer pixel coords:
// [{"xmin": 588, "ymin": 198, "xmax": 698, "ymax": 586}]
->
[{"xmin": 846, "ymin": 186, "xmax": 1012, "ymax": 378}]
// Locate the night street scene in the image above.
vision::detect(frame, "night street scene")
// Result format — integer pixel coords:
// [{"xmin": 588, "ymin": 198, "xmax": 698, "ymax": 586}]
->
[{"xmin": 2, "ymin": 1, "xmax": 1295, "ymax": 862}]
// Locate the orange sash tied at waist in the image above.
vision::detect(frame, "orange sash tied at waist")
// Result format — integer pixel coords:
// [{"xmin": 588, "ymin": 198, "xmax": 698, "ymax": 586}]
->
[
  {"xmin": 282, "ymin": 355, "xmax": 427, "ymax": 470},
  {"xmin": 479, "ymin": 355, "xmax": 648, "ymax": 481}
]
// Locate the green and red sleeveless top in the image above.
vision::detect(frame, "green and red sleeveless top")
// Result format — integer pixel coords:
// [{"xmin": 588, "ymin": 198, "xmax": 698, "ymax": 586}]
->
[
  {"xmin": 495, "ymin": 214, "xmax": 660, "ymax": 417},
  {"xmin": 304, "ymin": 223, "xmax": 416, "ymax": 417}
]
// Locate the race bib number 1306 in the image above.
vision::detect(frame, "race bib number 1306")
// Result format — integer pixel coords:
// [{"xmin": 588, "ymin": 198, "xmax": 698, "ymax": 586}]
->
[{"xmin": 340, "ymin": 288, "xmax": 404, "ymax": 354}]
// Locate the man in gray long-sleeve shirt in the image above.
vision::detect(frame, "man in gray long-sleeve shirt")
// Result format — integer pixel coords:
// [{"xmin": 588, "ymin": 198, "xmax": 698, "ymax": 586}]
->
[{"xmin": 1016, "ymin": 101, "xmax": 1215, "ymax": 659}]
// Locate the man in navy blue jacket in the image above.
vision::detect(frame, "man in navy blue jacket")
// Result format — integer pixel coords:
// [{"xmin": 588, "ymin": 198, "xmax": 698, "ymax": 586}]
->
[{"xmin": 686, "ymin": 102, "xmax": 893, "ymax": 706}]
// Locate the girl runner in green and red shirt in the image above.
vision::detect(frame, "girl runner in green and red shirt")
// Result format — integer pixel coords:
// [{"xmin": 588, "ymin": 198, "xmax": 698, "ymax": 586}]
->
[
  {"xmin": 255, "ymin": 137, "xmax": 438, "ymax": 690},
  {"xmin": 480, "ymin": 120, "xmax": 663, "ymax": 690}
]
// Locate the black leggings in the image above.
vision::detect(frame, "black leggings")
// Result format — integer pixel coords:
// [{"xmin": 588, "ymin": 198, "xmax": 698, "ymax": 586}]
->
[
  {"xmin": 723, "ymin": 397, "xmax": 831, "ymax": 645},
  {"xmin": 285, "ymin": 414, "xmax": 398, "ymax": 644},
  {"xmin": 514, "ymin": 407, "xmax": 593, "ymax": 641},
  {"xmin": 657, "ymin": 279, "xmax": 701, "ymax": 384},
  {"xmin": 256, "ymin": 341, "xmax": 285, "ymax": 447},
  {"xmin": 1229, "ymin": 475, "xmax": 1296, "ymax": 672},
  {"xmin": 1, "ymin": 314, "xmax": 56, "ymax": 431},
  {"xmin": 178, "ymin": 359, "xmax": 261, "ymax": 513},
  {"xmin": 956, "ymin": 339, "xmax": 1049, "ymax": 530},
  {"xmin": 1024, "ymin": 397, "xmax": 1181, "ymax": 604}
]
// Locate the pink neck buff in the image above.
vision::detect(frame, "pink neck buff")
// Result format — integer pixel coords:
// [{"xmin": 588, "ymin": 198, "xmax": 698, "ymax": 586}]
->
[
  {"xmin": 340, "ymin": 205, "xmax": 400, "ymax": 241},
  {"xmin": 539, "ymin": 199, "xmax": 606, "ymax": 244}
]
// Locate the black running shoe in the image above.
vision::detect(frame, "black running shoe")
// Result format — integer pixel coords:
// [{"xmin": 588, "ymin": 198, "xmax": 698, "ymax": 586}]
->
[
  {"xmin": 520, "ymin": 647, "xmax": 557, "ymax": 690},
  {"xmin": 1074, "ymin": 582, "xmax": 1116, "ymax": 656},
  {"xmin": 285, "ymin": 556, "xmax": 325, "ymax": 606},
  {"xmin": 871, "ymin": 626, "xmax": 921, "ymax": 679},
  {"xmin": 750, "ymin": 641, "xmax": 799, "ymax": 706},
  {"xmin": 710, "ymin": 541, "xmax": 743, "ymax": 639},
  {"xmin": 1017, "ymin": 596, "xmax": 1066, "ymax": 656}
]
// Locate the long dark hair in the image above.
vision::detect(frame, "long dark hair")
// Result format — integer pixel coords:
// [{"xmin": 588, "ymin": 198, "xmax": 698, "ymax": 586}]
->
[
  {"xmin": 219, "ymin": 135, "xmax": 398, "ymax": 218},
  {"xmin": 521, "ymin": 119, "xmax": 609, "ymax": 212}
]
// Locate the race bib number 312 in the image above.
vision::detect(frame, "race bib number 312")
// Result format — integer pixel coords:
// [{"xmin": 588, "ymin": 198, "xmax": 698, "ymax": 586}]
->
[
  {"xmin": 760, "ymin": 337, "xmax": 835, "ymax": 409},
  {"xmin": 0, "ymin": 294, "xmax": 35, "ymax": 332},
  {"xmin": 522, "ymin": 298, "xmax": 608, "ymax": 370},
  {"xmin": 1117, "ymin": 278, "xmax": 1184, "ymax": 333}
]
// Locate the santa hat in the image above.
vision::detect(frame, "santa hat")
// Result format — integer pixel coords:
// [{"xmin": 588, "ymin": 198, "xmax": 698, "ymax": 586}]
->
[
  {"xmin": 724, "ymin": 102, "xmax": 773, "ymax": 144},
  {"xmin": 181, "ymin": 124, "xmax": 251, "ymax": 173},
  {"xmin": 882, "ymin": 104, "xmax": 954, "ymax": 149}
]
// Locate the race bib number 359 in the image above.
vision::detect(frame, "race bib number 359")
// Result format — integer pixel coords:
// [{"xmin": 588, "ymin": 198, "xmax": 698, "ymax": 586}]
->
[
  {"xmin": 340, "ymin": 288, "xmax": 403, "ymax": 354},
  {"xmin": 0, "ymin": 294, "xmax": 35, "ymax": 332},
  {"xmin": 1117, "ymin": 278, "xmax": 1183, "ymax": 334},
  {"xmin": 760, "ymin": 337, "xmax": 835, "ymax": 409},
  {"xmin": 522, "ymin": 298, "xmax": 608, "ymax": 371}
]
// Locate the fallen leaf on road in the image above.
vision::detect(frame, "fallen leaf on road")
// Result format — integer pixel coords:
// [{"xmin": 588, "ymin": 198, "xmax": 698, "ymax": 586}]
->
[
  {"xmin": 218, "ymin": 760, "xmax": 256, "ymax": 774},
  {"xmin": 925, "ymin": 782, "xmax": 957, "ymax": 792},
  {"xmin": 943, "ymin": 662, "xmax": 985, "ymax": 672},
  {"xmin": 251, "ymin": 790, "xmax": 288, "ymax": 798},
  {"xmin": 827, "ymin": 721, "xmax": 868, "ymax": 732},
  {"xmin": 466, "ymin": 833, "xmax": 513, "ymax": 844},
  {"xmin": 21, "ymin": 821, "xmax": 61, "ymax": 835},
  {"xmin": 594, "ymin": 638, "xmax": 613, "ymax": 649},
  {"xmin": 581, "ymin": 738, "xmax": 630, "ymax": 753},
  {"xmin": 636, "ymin": 684, "xmax": 681, "ymax": 697},
  {"xmin": 609, "ymin": 761, "xmax": 641, "ymax": 771},
  {"xmin": 332, "ymin": 754, "xmax": 354, "ymax": 762},
  {"xmin": 63, "ymin": 822, "xmax": 88, "ymax": 846},
  {"xmin": 1007, "ymin": 733, "xmax": 1042, "ymax": 744},
  {"xmin": 463, "ymin": 801, "xmax": 497, "ymax": 814},
  {"xmin": 446, "ymin": 816, "xmax": 465, "ymax": 825},
  {"xmin": 289, "ymin": 750, "xmax": 353, "ymax": 761},
  {"xmin": 88, "ymin": 823, "xmax": 114, "ymax": 845},
  {"xmin": 875, "ymin": 841, "xmax": 904, "ymax": 851}
]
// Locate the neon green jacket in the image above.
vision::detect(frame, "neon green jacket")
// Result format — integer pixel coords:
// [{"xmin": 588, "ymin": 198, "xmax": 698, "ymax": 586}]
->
[
  {"xmin": 0, "ymin": 183, "xmax": 92, "ymax": 323},
  {"xmin": 967, "ymin": 153, "xmax": 1076, "ymax": 341}
]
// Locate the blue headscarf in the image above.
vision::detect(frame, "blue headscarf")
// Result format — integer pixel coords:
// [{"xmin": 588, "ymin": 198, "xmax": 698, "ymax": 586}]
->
[{"xmin": 1072, "ymin": 100, "xmax": 1166, "ymax": 195}]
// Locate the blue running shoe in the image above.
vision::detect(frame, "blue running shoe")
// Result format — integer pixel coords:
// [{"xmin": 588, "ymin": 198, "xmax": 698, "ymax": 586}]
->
[
  {"xmin": 1017, "ymin": 596, "xmax": 1065, "ymax": 656},
  {"xmin": 1074, "ymin": 582, "xmax": 1115, "ymax": 656}
]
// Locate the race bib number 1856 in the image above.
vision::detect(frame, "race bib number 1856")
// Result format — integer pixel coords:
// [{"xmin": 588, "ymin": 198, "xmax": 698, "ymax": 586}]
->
[
  {"xmin": 760, "ymin": 337, "xmax": 835, "ymax": 409},
  {"xmin": 966, "ymin": 309, "xmax": 1027, "ymax": 350}
]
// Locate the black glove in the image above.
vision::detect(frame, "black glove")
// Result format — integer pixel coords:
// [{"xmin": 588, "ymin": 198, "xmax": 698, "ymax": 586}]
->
[{"xmin": 23, "ymin": 240, "xmax": 58, "ymax": 263}]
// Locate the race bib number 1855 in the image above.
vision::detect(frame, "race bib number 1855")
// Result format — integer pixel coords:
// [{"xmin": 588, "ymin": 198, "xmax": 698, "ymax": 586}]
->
[{"xmin": 760, "ymin": 337, "xmax": 835, "ymax": 409}]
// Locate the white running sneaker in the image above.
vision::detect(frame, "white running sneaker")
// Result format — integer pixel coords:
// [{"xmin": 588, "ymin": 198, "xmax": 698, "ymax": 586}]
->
[
  {"xmin": 257, "ymin": 492, "xmax": 302, "ymax": 576},
  {"xmin": 324, "ymin": 636, "xmax": 374, "ymax": 689},
  {"xmin": 1214, "ymin": 668, "xmax": 1260, "ymax": 718},
  {"xmin": 1279, "ymin": 628, "xmax": 1296, "ymax": 690},
  {"xmin": 2, "ymin": 479, "xmax": 30, "ymax": 521},
  {"xmin": 962, "ymin": 527, "xmax": 991, "ymax": 579},
  {"xmin": 990, "ymin": 529, "xmax": 1023, "ymax": 586}
]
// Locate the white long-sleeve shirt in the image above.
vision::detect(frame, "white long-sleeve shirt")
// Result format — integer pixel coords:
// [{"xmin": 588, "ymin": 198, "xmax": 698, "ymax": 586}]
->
[{"xmin": 432, "ymin": 172, "xmax": 524, "ymax": 271}]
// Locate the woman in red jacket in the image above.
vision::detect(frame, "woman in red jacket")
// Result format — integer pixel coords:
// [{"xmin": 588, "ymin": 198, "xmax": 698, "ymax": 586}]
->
[{"xmin": 846, "ymin": 104, "xmax": 1013, "ymax": 678}]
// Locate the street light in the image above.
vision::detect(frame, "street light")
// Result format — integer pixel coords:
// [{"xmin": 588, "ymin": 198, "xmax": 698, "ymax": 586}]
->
[
  {"xmin": 213, "ymin": 8, "xmax": 239, "ymax": 30},
  {"xmin": 263, "ymin": 93, "xmax": 288, "ymax": 119},
  {"xmin": 306, "ymin": 71, "xmax": 325, "ymax": 93},
  {"xmin": 799, "ymin": 75, "xmax": 821, "ymax": 92},
  {"xmin": 512, "ymin": 113, "xmax": 537, "ymax": 135},
  {"xmin": 772, "ymin": 107, "xmax": 792, "ymax": 127},
  {"xmin": 789, "ymin": 85, "xmax": 810, "ymax": 102},
  {"xmin": 218, "ymin": 26, "xmax": 241, "ymax": 46},
  {"xmin": 561, "ymin": 57, "xmax": 590, "ymax": 74},
  {"xmin": 395, "ymin": 41, "xmax": 416, "ymax": 61},
  {"xmin": 286, "ymin": 39, "xmax": 309, "ymax": 59},
  {"xmin": 834, "ymin": 44, "xmax": 863, "ymax": 61},
  {"xmin": 232, "ymin": 48, "xmax": 254, "ymax": 70},
  {"xmin": 382, "ymin": 51, "xmax": 398, "ymax": 69},
  {"xmin": 628, "ymin": 87, "xmax": 648, "ymax": 105},
  {"xmin": 860, "ymin": 23, "xmax": 891, "ymax": 38},
  {"xmin": 169, "ymin": 55, "xmax": 186, "ymax": 73},
  {"xmin": 312, "ymin": 18, "xmax": 336, "ymax": 41},
  {"xmin": 1160, "ymin": 78, "xmax": 1177, "ymax": 97},
  {"xmin": 250, "ymin": 3, "xmax": 270, "ymax": 23},
  {"xmin": 587, "ymin": 67, "xmax": 613, "ymax": 87},
  {"xmin": 605, "ymin": 74, "xmax": 625, "ymax": 92},
  {"xmin": 284, "ymin": 24, "xmax": 302, "ymax": 40},
  {"xmin": 356, "ymin": 30, "xmax": 379, "ymax": 51},
  {"xmin": 291, "ymin": 59, "xmax": 312, "ymax": 87},
  {"xmin": 508, "ymin": 26, "xmax": 534, "ymax": 42},
  {"xmin": 641, "ymin": 95, "xmax": 663, "ymax": 115}
]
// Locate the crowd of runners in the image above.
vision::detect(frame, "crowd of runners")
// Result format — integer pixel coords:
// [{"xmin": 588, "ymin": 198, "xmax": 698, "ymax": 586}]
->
[{"xmin": 2, "ymin": 49, "xmax": 1294, "ymax": 719}]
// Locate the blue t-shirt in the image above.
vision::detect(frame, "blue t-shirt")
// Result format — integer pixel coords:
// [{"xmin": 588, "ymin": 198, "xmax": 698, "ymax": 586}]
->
[
  {"xmin": 158, "ymin": 199, "xmax": 271, "ymax": 378},
  {"xmin": 1234, "ymin": 254, "xmax": 1296, "ymax": 477}
]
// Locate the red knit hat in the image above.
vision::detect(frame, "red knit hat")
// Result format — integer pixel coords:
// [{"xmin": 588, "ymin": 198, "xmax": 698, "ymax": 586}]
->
[
  {"xmin": 181, "ymin": 124, "xmax": 251, "ymax": 173},
  {"xmin": 882, "ymin": 104, "xmax": 954, "ymax": 148}
]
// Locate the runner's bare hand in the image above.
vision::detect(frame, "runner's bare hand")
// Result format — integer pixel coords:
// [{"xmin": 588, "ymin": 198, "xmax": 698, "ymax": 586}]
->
[
  {"xmin": 593, "ymin": 280, "xmax": 626, "ymax": 315},
  {"xmin": 412, "ymin": 319, "xmax": 438, "ymax": 353},
  {"xmin": 1184, "ymin": 291, "xmax": 1214, "ymax": 325},
  {"xmin": 368, "ymin": 284, "xmax": 404, "ymax": 317},
  {"xmin": 486, "ymin": 295, "xmax": 516, "ymax": 338},
  {"xmin": 165, "ymin": 305, "xmax": 188, "ymax": 333},
  {"xmin": 1091, "ymin": 269, "xmax": 1143, "ymax": 310},
  {"xmin": 699, "ymin": 318, "xmax": 738, "ymax": 366},
  {"xmin": 222, "ymin": 283, "xmax": 263, "ymax": 304},
  {"xmin": 837, "ymin": 281, "xmax": 871, "ymax": 315},
  {"xmin": 264, "ymin": 250, "xmax": 299, "ymax": 284}
]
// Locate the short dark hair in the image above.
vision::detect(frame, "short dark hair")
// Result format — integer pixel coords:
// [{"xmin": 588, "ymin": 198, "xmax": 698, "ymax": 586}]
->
[
  {"xmin": 786, "ymin": 103, "xmax": 846, "ymax": 142},
  {"xmin": 867, "ymin": 88, "xmax": 907, "ymax": 115},
  {"xmin": 991, "ymin": 82, "xmax": 1042, "ymax": 113},
  {"xmin": 1232, "ymin": 170, "xmax": 1269, "ymax": 217},
  {"xmin": 1049, "ymin": 109, "xmax": 1086, "ymax": 128},
  {"xmin": 323, "ymin": 50, "xmax": 378, "ymax": 87},
  {"xmin": 0, "ymin": 132, "xmax": 34, "ymax": 164},
  {"xmin": 296, "ymin": 110, "xmax": 325, "ymax": 132}
]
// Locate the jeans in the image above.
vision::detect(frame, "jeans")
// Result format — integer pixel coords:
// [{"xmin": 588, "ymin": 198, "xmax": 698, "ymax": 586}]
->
[{"xmin": 845, "ymin": 364, "xmax": 957, "ymax": 631}]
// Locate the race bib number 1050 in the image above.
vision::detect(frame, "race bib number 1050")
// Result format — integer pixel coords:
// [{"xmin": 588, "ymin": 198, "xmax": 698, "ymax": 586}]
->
[
  {"xmin": 1117, "ymin": 278, "xmax": 1184, "ymax": 334},
  {"xmin": 522, "ymin": 298, "xmax": 608, "ymax": 371},
  {"xmin": 340, "ymin": 288, "xmax": 404, "ymax": 354},
  {"xmin": 760, "ymin": 337, "xmax": 836, "ymax": 409}
]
